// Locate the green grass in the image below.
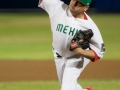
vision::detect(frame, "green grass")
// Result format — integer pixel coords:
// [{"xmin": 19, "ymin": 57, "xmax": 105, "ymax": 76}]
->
[
  {"xmin": 0, "ymin": 13, "xmax": 120, "ymax": 60},
  {"xmin": 0, "ymin": 13, "xmax": 53, "ymax": 60},
  {"xmin": 0, "ymin": 79, "xmax": 120, "ymax": 90}
]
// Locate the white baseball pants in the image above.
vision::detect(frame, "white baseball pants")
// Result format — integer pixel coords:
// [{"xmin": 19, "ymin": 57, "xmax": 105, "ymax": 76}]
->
[{"xmin": 54, "ymin": 56, "xmax": 90, "ymax": 90}]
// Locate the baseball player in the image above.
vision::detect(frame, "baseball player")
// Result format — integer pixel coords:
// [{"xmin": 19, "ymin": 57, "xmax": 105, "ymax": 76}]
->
[{"xmin": 38, "ymin": 0, "xmax": 105, "ymax": 90}]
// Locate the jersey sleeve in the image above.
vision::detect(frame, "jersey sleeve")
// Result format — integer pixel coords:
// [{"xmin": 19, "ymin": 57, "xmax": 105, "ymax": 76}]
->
[
  {"xmin": 38, "ymin": 0, "xmax": 64, "ymax": 17},
  {"xmin": 84, "ymin": 14, "xmax": 105, "ymax": 62},
  {"xmin": 89, "ymin": 25, "xmax": 105, "ymax": 61}
]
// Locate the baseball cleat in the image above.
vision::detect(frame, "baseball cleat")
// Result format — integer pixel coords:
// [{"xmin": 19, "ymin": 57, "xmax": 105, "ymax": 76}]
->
[{"xmin": 85, "ymin": 86, "xmax": 93, "ymax": 90}]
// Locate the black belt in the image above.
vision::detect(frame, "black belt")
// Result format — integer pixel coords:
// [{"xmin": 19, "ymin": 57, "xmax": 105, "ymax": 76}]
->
[
  {"xmin": 56, "ymin": 52, "xmax": 62, "ymax": 58},
  {"xmin": 52, "ymin": 47, "xmax": 62, "ymax": 58}
]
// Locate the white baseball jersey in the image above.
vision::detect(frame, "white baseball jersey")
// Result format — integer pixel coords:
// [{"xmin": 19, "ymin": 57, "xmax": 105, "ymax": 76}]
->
[
  {"xmin": 38, "ymin": 0, "xmax": 105, "ymax": 61},
  {"xmin": 38, "ymin": 0, "xmax": 105, "ymax": 90}
]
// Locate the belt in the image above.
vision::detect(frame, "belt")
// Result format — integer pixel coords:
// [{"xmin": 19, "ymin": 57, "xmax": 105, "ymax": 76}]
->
[
  {"xmin": 56, "ymin": 52, "xmax": 62, "ymax": 58},
  {"xmin": 52, "ymin": 47, "xmax": 62, "ymax": 58}
]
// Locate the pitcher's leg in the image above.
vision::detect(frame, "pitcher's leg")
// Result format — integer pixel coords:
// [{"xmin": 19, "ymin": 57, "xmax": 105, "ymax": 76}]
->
[
  {"xmin": 61, "ymin": 58, "xmax": 90, "ymax": 90},
  {"xmin": 75, "ymin": 58, "xmax": 91, "ymax": 90},
  {"xmin": 61, "ymin": 64, "xmax": 82, "ymax": 90},
  {"xmin": 54, "ymin": 57, "xmax": 66, "ymax": 85}
]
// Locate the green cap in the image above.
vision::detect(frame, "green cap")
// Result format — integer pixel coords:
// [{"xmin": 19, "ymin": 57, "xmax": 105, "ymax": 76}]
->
[{"xmin": 79, "ymin": 0, "xmax": 92, "ymax": 6}]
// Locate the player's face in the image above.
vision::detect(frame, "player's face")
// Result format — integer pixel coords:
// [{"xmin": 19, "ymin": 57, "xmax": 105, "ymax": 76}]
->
[{"xmin": 69, "ymin": 0, "xmax": 89, "ymax": 16}]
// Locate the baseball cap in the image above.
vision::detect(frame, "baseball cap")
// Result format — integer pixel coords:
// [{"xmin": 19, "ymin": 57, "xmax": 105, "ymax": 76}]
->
[{"xmin": 78, "ymin": 0, "xmax": 92, "ymax": 6}]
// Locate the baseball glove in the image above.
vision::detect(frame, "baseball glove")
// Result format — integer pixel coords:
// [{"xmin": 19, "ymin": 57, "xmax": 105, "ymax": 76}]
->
[{"xmin": 70, "ymin": 29, "xmax": 94, "ymax": 51}]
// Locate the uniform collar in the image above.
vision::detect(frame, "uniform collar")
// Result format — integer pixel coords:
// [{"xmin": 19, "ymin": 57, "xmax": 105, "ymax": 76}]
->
[{"xmin": 67, "ymin": 8, "xmax": 88, "ymax": 20}]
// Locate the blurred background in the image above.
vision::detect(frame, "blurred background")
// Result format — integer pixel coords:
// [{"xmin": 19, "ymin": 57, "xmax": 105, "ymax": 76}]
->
[
  {"xmin": 0, "ymin": 0, "xmax": 120, "ymax": 90},
  {"xmin": 0, "ymin": 0, "xmax": 120, "ymax": 13},
  {"xmin": 0, "ymin": 0, "xmax": 120, "ymax": 60}
]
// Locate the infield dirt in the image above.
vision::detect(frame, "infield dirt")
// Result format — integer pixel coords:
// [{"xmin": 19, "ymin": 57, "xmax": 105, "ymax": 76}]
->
[{"xmin": 0, "ymin": 60, "xmax": 119, "ymax": 81}]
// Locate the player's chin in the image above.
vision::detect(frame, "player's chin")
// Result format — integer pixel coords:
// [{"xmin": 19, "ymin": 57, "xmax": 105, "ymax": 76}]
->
[
  {"xmin": 69, "ymin": 9, "xmax": 77, "ymax": 15},
  {"xmin": 71, "ymin": 12, "xmax": 79, "ymax": 17},
  {"xmin": 70, "ymin": 9, "xmax": 77, "ymax": 16}
]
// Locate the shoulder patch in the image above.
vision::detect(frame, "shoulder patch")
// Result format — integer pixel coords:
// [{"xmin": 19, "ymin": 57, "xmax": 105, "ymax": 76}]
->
[{"xmin": 101, "ymin": 43, "xmax": 105, "ymax": 52}]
